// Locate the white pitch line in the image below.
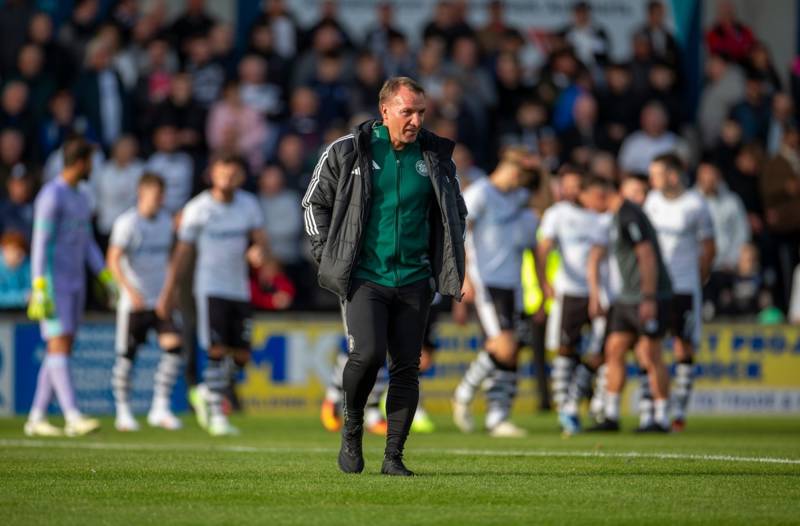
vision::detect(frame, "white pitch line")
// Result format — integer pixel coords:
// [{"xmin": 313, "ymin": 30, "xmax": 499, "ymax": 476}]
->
[{"xmin": 2, "ymin": 439, "xmax": 799, "ymax": 466}]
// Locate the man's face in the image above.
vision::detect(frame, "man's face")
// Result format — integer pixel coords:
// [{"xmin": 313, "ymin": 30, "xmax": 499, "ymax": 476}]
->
[
  {"xmin": 138, "ymin": 184, "xmax": 163, "ymax": 216},
  {"xmin": 696, "ymin": 164, "xmax": 719, "ymax": 193},
  {"xmin": 211, "ymin": 161, "xmax": 242, "ymax": 192},
  {"xmin": 381, "ymin": 86, "xmax": 426, "ymax": 146},
  {"xmin": 560, "ymin": 173, "xmax": 582, "ymax": 202},
  {"xmin": 580, "ymin": 186, "xmax": 608, "ymax": 213},
  {"xmin": 648, "ymin": 161, "xmax": 668, "ymax": 191},
  {"xmin": 76, "ymin": 157, "xmax": 93, "ymax": 181},
  {"xmin": 621, "ymin": 177, "xmax": 648, "ymax": 206}
]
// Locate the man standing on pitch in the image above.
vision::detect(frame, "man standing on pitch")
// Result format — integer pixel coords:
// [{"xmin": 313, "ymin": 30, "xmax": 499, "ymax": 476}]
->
[
  {"xmin": 25, "ymin": 136, "xmax": 117, "ymax": 437},
  {"xmin": 303, "ymin": 77, "xmax": 467, "ymax": 476}
]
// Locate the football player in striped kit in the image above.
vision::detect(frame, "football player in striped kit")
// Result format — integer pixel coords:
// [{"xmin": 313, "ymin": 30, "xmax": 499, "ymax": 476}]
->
[
  {"xmin": 644, "ymin": 153, "xmax": 715, "ymax": 432},
  {"xmin": 108, "ymin": 173, "xmax": 184, "ymax": 432}
]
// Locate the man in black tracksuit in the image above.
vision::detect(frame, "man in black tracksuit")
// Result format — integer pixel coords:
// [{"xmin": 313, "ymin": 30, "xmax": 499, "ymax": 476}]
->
[{"xmin": 302, "ymin": 77, "xmax": 467, "ymax": 476}]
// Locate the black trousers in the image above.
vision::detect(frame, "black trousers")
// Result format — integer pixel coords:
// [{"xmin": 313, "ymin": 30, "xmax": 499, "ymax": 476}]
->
[{"xmin": 342, "ymin": 277, "xmax": 432, "ymax": 455}]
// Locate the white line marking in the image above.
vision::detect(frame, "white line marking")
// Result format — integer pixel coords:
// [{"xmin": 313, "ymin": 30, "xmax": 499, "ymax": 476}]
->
[{"xmin": 2, "ymin": 440, "xmax": 799, "ymax": 466}]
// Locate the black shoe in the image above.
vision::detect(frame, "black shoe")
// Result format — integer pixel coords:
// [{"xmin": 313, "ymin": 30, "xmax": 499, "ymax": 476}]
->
[
  {"xmin": 635, "ymin": 422, "xmax": 670, "ymax": 434},
  {"xmin": 381, "ymin": 453, "xmax": 414, "ymax": 476},
  {"xmin": 586, "ymin": 419, "xmax": 620, "ymax": 432},
  {"xmin": 338, "ymin": 424, "xmax": 364, "ymax": 474}
]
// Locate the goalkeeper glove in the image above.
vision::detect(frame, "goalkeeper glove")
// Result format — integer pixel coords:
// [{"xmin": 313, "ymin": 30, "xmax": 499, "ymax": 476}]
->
[
  {"xmin": 98, "ymin": 268, "xmax": 119, "ymax": 308},
  {"xmin": 27, "ymin": 276, "xmax": 54, "ymax": 321}
]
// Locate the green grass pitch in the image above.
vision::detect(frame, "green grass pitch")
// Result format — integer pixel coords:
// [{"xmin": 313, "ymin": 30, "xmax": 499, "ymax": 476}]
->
[{"xmin": 1, "ymin": 414, "xmax": 798, "ymax": 525}]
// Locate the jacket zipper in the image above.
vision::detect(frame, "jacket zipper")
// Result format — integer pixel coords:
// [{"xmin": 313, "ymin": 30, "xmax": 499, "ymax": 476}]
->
[{"xmin": 394, "ymin": 155, "xmax": 401, "ymax": 284}]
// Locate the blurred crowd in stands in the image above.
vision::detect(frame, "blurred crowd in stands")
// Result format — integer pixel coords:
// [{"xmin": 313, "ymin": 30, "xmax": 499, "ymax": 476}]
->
[{"xmin": 1, "ymin": 0, "xmax": 800, "ymax": 323}]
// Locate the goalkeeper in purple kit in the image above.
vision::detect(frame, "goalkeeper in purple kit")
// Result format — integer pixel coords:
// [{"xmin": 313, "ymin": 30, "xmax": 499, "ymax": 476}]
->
[{"xmin": 24, "ymin": 137, "xmax": 118, "ymax": 437}]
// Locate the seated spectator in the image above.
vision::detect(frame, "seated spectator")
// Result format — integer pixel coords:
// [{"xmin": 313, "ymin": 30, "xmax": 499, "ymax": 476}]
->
[
  {"xmin": 646, "ymin": 60, "xmax": 684, "ymax": 132},
  {"xmin": 27, "ymin": 11, "xmax": 75, "ymax": 89},
  {"xmin": 596, "ymin": 63, "xmax": 640, "ymax": 152},
  {"xmin": 146, "ymin": 125, "xmax": 193, "ymax": 215},
  {"xmin": 310, "ymin": 51, "xmax": 352, "ymax": 128},
  {"xmin": 247, "ymin": 247, "xmax": 295, "ymax": 311},
  {"xmin": 292, "ymin": 22, "xmax": 352, "ymax": 89},
  {"xmin": 747, "ymin": 41, "xmax": 782, "ymax": 96},
  {"xmin": 493, "ymin": 52, "xmax": 529, "ymax": 133},
  {"xmin": 452, "ymin": 143, "xmax": 486, "ymax": 189},
  {"xmin": 273, "ymin": 133, "xmax": 311, "ymax": 192},
  {"xmin": 363, "ymin": 2, "xmax": 404, "ymax": 64},
  {"xmin": 422, "ymin": 0, "xmax": 475, "ymax": 55},
  {"xmin": 58, "ymin": 0, "xmax": 101, "ymax": 71},
  {"xmin": 0, "ymin": 230, "xmax": 30, "ymax": 309},
  {"xmin": 169, "ymin": 0, "xmax": 216, "ymax": 59},
  {"xmin": 761, "ymin": 127, "xmax": 800, "ymax": 235},
  {"xmin": 92, "ymin": 135, "xmax": 143, "ymax": 246},
  {"xmin": 348, "ymin": 52, "xmax": 383, "ymax": 117},
  {"xmin": 13, "ymin": 43, "xmax": 56, "ymax": 125},
  {"xmin": 634, "ymin": 1, "xmax": 681, "ymax": 70},
  {"xmin": 284, "ymin": 87, "xmax": 323, "ymax": 154},
  {"xmin": 618, "ymin": 101, "xmax": 679, "ymax": 175},
  {"xmin": 416, "ymin": 42, "xmax": 447, "ymax": 102},
  {"xmin": 206, "ymin": 80, "xmax": 268, "ymax": 173},
  {"xmin": 134, "ymin": 36, "xmax": 177, "ymax": 115},
  {"xmin": 713, "ymin": 242, "xmax": 770, "ymax": 319},
  {"xmin": 209, "ymin": 23, "xmax": 237, "ymax": 78},
  {"xmin": 559, "ymin": 93, "xmax": 610, "ymax": 166},
  {"xmin": 445, "ymin": 35, "xmax": 497, "ymax": 112},
  {"xmin": 0, "ymin": 166, "xmax": 35, "ymax": 242},
  {"xmin": 727, "ymin": 143, "xmax": 765, "ymax": 235},
  {"xmin": 250, "ymin": 0, "xmax": 300, "ymax": 61},
  {"xmin": 705, "ymin": 0, "xmax": 755, "ymax": 64},
  {"xmin": 246, "ymin": 22, "xmax": 290, "ymax": 92}
]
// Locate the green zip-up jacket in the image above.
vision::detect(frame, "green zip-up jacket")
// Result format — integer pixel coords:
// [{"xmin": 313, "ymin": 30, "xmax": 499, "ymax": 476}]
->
[{"xmin": 353, "ymin": 123, "xmax": 434, "ymax": 287}]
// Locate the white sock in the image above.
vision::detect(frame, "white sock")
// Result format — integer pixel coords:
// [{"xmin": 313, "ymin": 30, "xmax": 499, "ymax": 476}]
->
[
  {"xmin": 28, "ymin": 408, "xmax": 45, "ymax": 423},
  {"xmin": 604, "ymin": 392, "xmax": 620, "ymax": 421},
  {"xmin": 654, "ymin": 399, "xmax": 669, "ymax": 427}
]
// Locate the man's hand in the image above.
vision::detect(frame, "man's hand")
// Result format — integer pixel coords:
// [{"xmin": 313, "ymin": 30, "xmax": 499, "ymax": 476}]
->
[
  {"xmin": 27, "ymin": 276, "xmax": 54, "ymax": 320},
  {"xmin": 452, "ymin": 300, "xmax": 469, "ymax": 325},
  {"xmin": 461, "ymin": 278, "xmax": 475, "ymax": 303},
  {"xmin": 420, "ymin": 348, "xmax": 434, "ymax": 373},
  {"xmin": 155, "ymin": 289, "xmax": 175, "ymax": 320},
  {"xmin": 98, "ymin": 268, "xmax": 119, "ymax": 308},
  {"xmin": 639, "ymin": 298, "xmax": 657, "ymax": 324},
  {"xmin": 128, "ymin": 288, "xmax": 146, "ymax": 311},
  {"xmin": 588, "ymin": 294, "xmax": 605, "ymax": 319}
]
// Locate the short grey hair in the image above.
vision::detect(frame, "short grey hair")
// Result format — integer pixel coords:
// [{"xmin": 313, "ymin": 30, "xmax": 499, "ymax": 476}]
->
[{"xmin": 378, "ymin": 76, "xmax": 425, "ymax": 105}]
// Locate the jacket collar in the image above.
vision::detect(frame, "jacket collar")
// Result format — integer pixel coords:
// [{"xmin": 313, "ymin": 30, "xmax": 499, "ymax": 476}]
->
[{"xmin": 355, "ymin": 119, "xmax": 455, "ymax": 159}]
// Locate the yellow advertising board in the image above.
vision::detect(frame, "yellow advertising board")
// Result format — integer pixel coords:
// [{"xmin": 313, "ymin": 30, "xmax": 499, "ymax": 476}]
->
[{"xmin": 237, "ymin": 318, "xmax": 800, "ymax": 416}]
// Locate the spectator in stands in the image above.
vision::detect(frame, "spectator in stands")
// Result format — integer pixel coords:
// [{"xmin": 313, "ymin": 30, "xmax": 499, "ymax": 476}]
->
[
  {"xmin": 97, "ymin": 23, "xmax": 138, "ymax": 92},
  {"xmin": 416, "ymin": 42, "xmax": 447, "ymax": 102},
  {"xmin": 730, "ymin": 75, "xmax": 771, "ymax": 145},
  {"xmin": 493, "ymin": 52, "xmax": 529, "ymax": 134},
  {"xmin": 727, "ymin": 143, "xmax": 765, "ymax": 236},
  {"xmin": 699, "ymin": 54, "xmax": 745, "ymax": 148},
  {"xmin": 251, "ymin": 0, "xmax": 300, "ymax": 61},
  {"xmin": 134, "ymin": 36, "xmax": 177, "ymax": 116},
  {"xmin": 27, "ymin": 12, "xmax": 75, "ymax": 89},
  {"xmin": 239, "ymin": 54, "xmax": 284, "ymax": 120},
  {"xmin": 14, "ymin": 44, "xmax": 56, "ymax": 126},
  {"xmin": 705, "ymin": 0, "xmax": 755, "ymax": 64},
  {"xmin": 557, "ymin": 1, "xmax": 610, "ymax": 68},
  {"xmin": 147, "ymin": 73, "xmax": 205, "ymax": 157},
  {"xmin": 247, "ymin": 22, "xmax": 290, "ymax": 93},
  {"xmin": 597, "ymin": 63, "xmax": 640, "ymax": 153},
  {"xmin": 92, "ymin": 135, "xmax": 143, "ymax": 247},
  {"xmin": 349, "ymin": 52, "xmax": 384, "ymax": 117},
  {"xmin": 292, "ymin": 22, "xmax": 351, "ymax": 89},
  {"xmin": 715, "ymin": 242, "xmax": 768, "ymax": 319},
  {"xmin": 436, "ymin": 76, "xmax": 486, "ymax": 167},
  {"xmin": 634, "ymin": 1, "xmax": 681, "ymax": 70},
  {"xmin": 0, "ymin": 81, "xmax": 33, "ymax": 141},
  {"xmin": 249, "ymin": 256, "xmax": 295, "ymax": 311},
  {"xmin": 452, "ymin": 143, "xmax": 486, "ymax": 188},
  {"xmin": 535, "ymin": 48, "xmax": 581, "ymax": 112},
  {"xmin": 274, "ymin": 133, "xmax": 311, "ymax": 193},
  {"xmin": 0, "ymin": 230, "xmax": 30, "ymax": 309},
  {"xmin": 363, "ymin": 2, "xmax": 404, "ymax": 65},
  {"xmin": 0, "ymin": 167, "xmax": 35, "ymax": 243},
  {"xmin": 58, "ymin": 0, "xmax": 101, "ymax": 72},
  {"xmin": 37, "ymin": 91, "xmax": 93, "ymax": 161},
  {"xmin": 559, "ymin": 93, "xmax": 609, "ymax": 166},
  {"xmin": 476, "ymin": 0, "xmax": 514, "ymax": 59},
  {"xmin": 146, "ymin": 124, "xmax": 193, "ymax": 216},
  {"xmin": 210, "ymin": 23, "xmax": 237, "ymax": 78},
  {"xmin": 761, "ymin": 127, "xmax": 800, "ymax": 309},
  {"xmin": 310, "ymin": 51, "xmax": 351, "ymax": 128},
  {"xmin": 0, "ymin": 129, "xmax": 28, "ymax": 199},
  {"xmin": 696, "ymin": 161, "xmax": 750, "ymax": 275},
  {"xmin": 446, "ymin": 35, "xmax": 497, "ymax": 112},
  {"xmin": 74, "ymin": 37, "xmax": 130, "ymax": 149},
  {"xmin": 766, "ymin": 93, "xmax": 796, "ymax": 155},
  {"xmin": 169, "ymin": 0, "xmax": 216, "ymax": 60},
  {"xmin": 423, "ymin": 0, "xmax": 475, "ymax": 55},
  {"xmin": 185, "ymin": 34, "xmax": 226, "ymax": 109},
  {"xmin": 747, "ymin": 41, "xmax": 782, "ymax": 96},
  {"xmin": 591, "ymin": 151, "xmax": 620, "ymax": 182},
  {"xmin": 647, "ymin": 60, "xmax": 684, "ymax": 132},
  {"xmin": 618, "ymin": 101, "xmax": 678, "ymax": 175},
  {"xmin": 303, "ymin": 0, "xmax": 353, "ymax": 52},
  {"xmin": 0, "ymin": 0, "xmax": 35, "ymax": 78},
  {"xmin": 206, "ymin": 80, "xmax": 268, "ymax": 173},
  {"xmin": 382, "ymin": 32, "xmax": 416, "ymax": 78},
  {"xmin": 284, "ymin": 88, "xmax": 323, "ymax": 153}
]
